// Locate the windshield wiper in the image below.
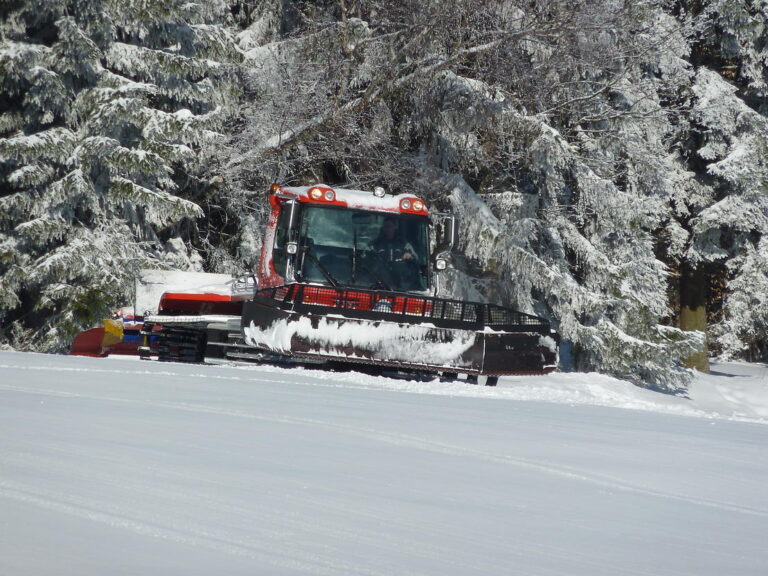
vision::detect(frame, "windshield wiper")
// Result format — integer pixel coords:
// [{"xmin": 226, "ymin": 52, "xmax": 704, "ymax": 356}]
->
[{"xmin": 301, "ymin": 246, "xmax": 340, "ymax": 288}]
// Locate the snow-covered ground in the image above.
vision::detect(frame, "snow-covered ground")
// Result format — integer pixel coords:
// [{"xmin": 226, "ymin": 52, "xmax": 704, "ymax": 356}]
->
[{"xmin": 1, "ymin": 350, "xmax": 766, "ymax": 575}]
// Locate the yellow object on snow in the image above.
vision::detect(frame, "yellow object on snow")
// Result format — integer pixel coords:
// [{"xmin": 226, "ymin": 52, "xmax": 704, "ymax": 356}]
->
[{"xmin": 101, "ymin": 318, "xmax": 124, "ymax": 348}]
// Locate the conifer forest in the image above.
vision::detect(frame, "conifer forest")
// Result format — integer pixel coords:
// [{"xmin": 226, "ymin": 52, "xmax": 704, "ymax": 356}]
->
[{"xmin": 1, "ymin": 0, "xmax": 767, "ymax": 389}]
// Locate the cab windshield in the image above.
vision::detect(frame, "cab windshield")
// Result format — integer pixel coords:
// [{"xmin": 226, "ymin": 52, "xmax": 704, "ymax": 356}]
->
[{"xmin": 297, "ymin": 205, "xmax": 429, "ymax": 292}]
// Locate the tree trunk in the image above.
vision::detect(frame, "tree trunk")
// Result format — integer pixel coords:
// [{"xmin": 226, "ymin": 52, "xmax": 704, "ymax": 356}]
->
[{"xmin": 679, "ymin": 263, "xmax": 709, "ymax": 373}]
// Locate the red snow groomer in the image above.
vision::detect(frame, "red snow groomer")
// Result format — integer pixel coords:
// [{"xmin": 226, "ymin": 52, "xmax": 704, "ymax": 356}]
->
[{"xmin": 95, "ymin": 184, "xmax": 558, "ymax": 385}]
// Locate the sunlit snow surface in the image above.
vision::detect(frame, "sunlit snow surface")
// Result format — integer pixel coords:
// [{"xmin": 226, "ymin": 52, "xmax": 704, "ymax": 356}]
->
[{"xmin": 1, "ymin": 350, "xmax": 767, "ymax": 575}]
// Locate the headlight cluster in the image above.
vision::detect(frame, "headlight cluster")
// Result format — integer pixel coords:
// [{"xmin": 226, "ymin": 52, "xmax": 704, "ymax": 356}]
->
[
  {"xmin": 308, "ymin": 187, "xmax": 336, "ymax": 202},
  {"xmin": 400, "ymin": 198, "xmax": 426, "ymax": 212}
]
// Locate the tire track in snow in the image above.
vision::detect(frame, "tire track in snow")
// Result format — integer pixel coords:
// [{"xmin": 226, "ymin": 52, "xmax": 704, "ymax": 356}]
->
[
  {"xmin": 2, "ymin": 380, "xmax": 767, "ymax": 521},
  {"xmin": 0, "ymin": 446, "xmax": 493, "ymax": 575},
  {"xmin": 0, "ymin": 480, "xmax": 318, "ymax": 572},
  {"xmin": 0, "ymin": 478, "xmax": 396, "ymax": 576}
]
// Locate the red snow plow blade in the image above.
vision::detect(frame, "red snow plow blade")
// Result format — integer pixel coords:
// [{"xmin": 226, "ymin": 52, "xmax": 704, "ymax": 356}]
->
[{"xmin": 70, "ymin": 327, "xmax": 110, "ymax": 357}]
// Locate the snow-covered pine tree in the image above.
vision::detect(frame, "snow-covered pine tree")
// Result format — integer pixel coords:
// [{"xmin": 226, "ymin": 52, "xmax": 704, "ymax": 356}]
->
[
  {"xmin": 695, "ymin": 0, "xmax": 768, "ymax": 102},
  {"xmin": 682, "ymin": 67, "xmax": 768, "ymax": 359},
  {"xmin": 0, "ymin": 0, "xmax": 240, "ymax": 350}
]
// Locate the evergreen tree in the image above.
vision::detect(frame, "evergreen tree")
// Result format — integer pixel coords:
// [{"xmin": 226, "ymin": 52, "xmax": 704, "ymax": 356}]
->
[
  {"xmin": 682, "ymin": 67, "xmax": 768, "ymax": 359},
  {"xmin": 694, "ymin": 0, "xmax": 768, "ymax": 102},
  {"xmin": 0, "ymin": 0, "xmax": 240, "ymax": 350}
]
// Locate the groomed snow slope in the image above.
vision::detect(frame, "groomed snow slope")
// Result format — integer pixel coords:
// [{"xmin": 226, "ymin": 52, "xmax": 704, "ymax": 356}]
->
[{"xmin": 1, "ymin": 350, "xmax": 767, "ymax": 575}]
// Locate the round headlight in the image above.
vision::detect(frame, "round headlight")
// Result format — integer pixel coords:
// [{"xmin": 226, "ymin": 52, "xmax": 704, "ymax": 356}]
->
[
  {"xmin": 309, "ymin": 187, "xmax": 323, "ymax": 200},
  {"xmin": 400, "ymin": 199, "xmax": 412, "ymax": 210},
  {"xmin": 324, "ymin": 189, "xmax": 335, "ymax": 201},
  {"xmin": 373, "ymin": 186, "xmax": 386, "ymax": 198},
  {"xmin": 412, "ymin": 200, "xmax": 424, "ymax": 211}
]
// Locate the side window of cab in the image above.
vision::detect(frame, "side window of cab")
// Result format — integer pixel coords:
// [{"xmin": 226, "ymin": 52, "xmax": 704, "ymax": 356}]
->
[{"xmin": 272, "ymin": 203, "xmax": 292, "ymax": 276}]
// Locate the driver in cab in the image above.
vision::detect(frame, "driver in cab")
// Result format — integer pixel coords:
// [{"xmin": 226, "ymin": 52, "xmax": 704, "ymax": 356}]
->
[{"xmin": 372, "ymin": 216, "xmax": 415, "ymax": 264}]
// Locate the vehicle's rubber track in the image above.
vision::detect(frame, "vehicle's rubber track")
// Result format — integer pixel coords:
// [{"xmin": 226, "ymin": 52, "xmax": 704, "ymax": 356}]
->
[{"xmin": 141, "ymin": 325, "xmax": 207, "ymax": 363}]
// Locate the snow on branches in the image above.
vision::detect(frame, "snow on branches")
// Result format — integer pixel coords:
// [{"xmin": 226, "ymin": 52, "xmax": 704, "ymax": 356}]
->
[{"xmin": 0, "ymin": 0, "xmax": 240, "ymax": 350}]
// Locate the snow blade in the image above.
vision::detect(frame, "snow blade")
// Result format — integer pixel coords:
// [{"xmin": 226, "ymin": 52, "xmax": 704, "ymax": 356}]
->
[
  {"xmin": 70, "ymin": 327, "xmax": 109, "ymax": 357},
  {"xmin": 238, "ymin": 285, "xmax": 557, "ymax": 376}
]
